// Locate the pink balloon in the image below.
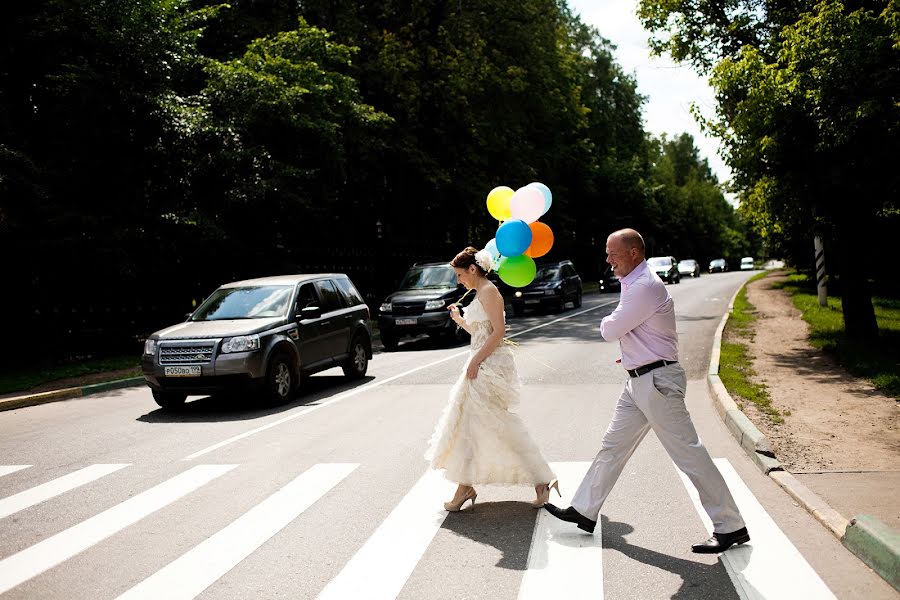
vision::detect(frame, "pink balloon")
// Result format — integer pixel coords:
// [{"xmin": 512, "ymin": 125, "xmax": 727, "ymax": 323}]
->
[{"xmin": 509, "ymin": 186, "xmax": 545, "ymax": 223}]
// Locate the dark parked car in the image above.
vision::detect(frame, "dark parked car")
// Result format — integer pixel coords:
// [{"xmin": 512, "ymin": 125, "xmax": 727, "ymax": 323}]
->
[
  {"xmin": 142, "ymin": 274, "xmax": 372, "ymax": 408},
  {"xmin": 678, "ymin": 259, "xmax": 701, "ymax": 278},
  {"xmin": 709, "ymin": 258, "xmax": 729, "ymax": 273},
  {"xmin": 511, "ymin": 260, "xmax": 583, "ymax": 316},
  {"xmin": 598, "ymin": 266, "xmax": 621, "ymax": 293},
  {"xmin": 378, "ymin": 262, "xmax": 471, "ymax": 351},
  {"xmin": 648, "ymin": 256, "xmax": 681, "ymax": 284}
]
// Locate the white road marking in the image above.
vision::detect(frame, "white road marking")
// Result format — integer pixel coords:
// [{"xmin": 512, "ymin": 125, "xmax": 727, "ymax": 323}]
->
[
  {"xmin": 676, "ymin": 458, "xmax": 836, "ymax": 599},
  {"xmin": 184, "ymin": 300, "xmax": 617, "ymax": 460},
  {"xmin": 0, "ymin": 465, "xmax": 31, "ymax": 478},
  {"xmin": 0, "ymin": 464, "xmax": 130, "ymax": 520},
  {"xmin": 0, "ymin": 464, "xmax": 236, "ymax": 595},
  {"xmin": 117, "ymin": 463, "xmax": 358, "ymax": 600},
  {"xmin": 316, "ymin": 469, "xmax": 456, "ymax": 600},
  {"xmin": 518, "ymin": 462, "xmax": 602, "ymax": 600}
]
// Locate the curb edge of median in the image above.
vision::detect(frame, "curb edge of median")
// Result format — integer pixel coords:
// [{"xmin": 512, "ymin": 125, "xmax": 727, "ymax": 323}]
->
[
  {"xmin": 0, "ymin": 377, "xmax": 145, "ymax": 413},
  {"xmin": 708, "ymin": 275, "xmax": 900, "ymax": 592}
]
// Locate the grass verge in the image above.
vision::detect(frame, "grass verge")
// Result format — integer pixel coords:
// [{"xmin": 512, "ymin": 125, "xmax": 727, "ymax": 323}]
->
[
  {"xmin": 0, "ymin": 356, "xmax": 141, "ymax": 395},
  {"xmin": 720, "ymin": 272, "xmax": 784, "ymax": 424},
  {"xmin": 771, "ymin": 273, "xmax": 900, "ymax": 398}
]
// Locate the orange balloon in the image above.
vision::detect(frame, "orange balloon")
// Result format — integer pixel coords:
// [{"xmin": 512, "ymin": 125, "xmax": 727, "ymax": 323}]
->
[{"xmin": 525, "ymin": 222, "xmax": 554, "ymax": 257}]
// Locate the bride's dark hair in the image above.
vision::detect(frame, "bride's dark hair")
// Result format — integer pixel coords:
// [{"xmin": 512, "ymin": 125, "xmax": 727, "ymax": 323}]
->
[{"xmin": 451, "ymin": 246, "xmax": 487, "ymax": 275}]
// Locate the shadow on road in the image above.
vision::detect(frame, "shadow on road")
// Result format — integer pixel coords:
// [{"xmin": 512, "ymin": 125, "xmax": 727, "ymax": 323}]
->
[
  {"xmin": 136, "ymin": 374, "xmax": 375, "ymax": 424},
  {"xmin": 440, "ymin": 500, "xmax": 537, "ymax": 570},
  {"xmin": 601, "ymin": 515, "xmax": 740, "ymax": 600}
]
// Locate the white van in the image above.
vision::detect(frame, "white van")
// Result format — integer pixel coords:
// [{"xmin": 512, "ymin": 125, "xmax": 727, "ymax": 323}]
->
[{"xmin": 740, "ymin": 257, "xmax": 754, "ymax": 270}]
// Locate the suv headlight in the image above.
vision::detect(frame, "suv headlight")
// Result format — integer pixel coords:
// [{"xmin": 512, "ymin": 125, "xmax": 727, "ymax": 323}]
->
[
  {"xmin": 221, "ymin": 334, "xmax": 260, "ymax": 353},
  {"xmin": 379, "ymin": 302, "xmax": 392, "ymax": 313},
  {"xmin": 425, "ymin": 299, "xmax": 446, "ymax": 310},
  {"xmin": 143, "ymin": 339, "xmax": 157, "ymax": 356}
]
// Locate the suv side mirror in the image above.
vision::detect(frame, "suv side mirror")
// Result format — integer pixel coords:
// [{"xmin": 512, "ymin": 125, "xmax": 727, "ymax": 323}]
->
[{"xmin": 298, "ymin": 306, "xmax": 322, "ymax": 320}]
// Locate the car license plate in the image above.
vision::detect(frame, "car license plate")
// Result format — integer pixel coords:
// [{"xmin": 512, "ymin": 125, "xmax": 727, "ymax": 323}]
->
[
  {"xmin": 164, "ymin": 365, "xmax": 201, "ymax": 377},
  {"xmin": 395, "ymin": 318, "xmax": 417, "ymax": 326},
  {"xmin": 525, "ymin": 299, "xmax": 540, "ymax": 305}
]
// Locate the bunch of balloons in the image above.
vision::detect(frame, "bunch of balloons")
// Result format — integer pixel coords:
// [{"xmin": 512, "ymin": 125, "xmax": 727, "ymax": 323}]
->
[{"xmin": 481, "ymin": 182, "xmax": 554, "ymax": 287}]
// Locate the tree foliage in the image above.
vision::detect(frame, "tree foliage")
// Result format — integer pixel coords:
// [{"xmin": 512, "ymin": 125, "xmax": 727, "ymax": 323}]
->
[
  {"xmin": 640, "ymin": 0, "xmax": 899, "ymax": 338},
  {"xmin": 1, "ymin": 0, "xmax": 751, "ymax": 362}
]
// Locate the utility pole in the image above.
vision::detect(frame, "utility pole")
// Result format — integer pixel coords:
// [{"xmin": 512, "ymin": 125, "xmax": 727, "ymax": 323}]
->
[{"xmin": 814, "ymin": 236, "xmax": 827, "ymax": 306}]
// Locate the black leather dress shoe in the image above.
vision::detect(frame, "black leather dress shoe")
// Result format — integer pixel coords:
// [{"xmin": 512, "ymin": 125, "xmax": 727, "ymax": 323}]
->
[
  {"xmin": 691, "ymin": 527, "xmax": 750, "ymax": 553},
  {"xmin": 543, "ymin": 503, "xmax": 596, "ymax": 533}
]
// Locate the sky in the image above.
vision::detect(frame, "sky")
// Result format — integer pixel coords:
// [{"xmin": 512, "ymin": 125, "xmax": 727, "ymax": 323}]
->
[{"xmin": 567, "ymin": 0, "xmax": 732, "ymax": 188}]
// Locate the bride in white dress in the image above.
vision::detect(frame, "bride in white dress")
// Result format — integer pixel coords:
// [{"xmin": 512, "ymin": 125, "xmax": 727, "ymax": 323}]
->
[{"xmin": 425, "ymin": 246, "xmax": 560, "ymax": 511}]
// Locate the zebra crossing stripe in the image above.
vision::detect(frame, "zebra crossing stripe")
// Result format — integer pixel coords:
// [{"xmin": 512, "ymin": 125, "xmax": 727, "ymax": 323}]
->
[
  {"xmin": 117, "ymin": 463, "xmax": 358, "ymax": 600},
  {"xmin": 518, "ymin": 462, "xmax": 602, "ymax": 600},
  {"xmin": 0, "ymin": 464, "xmax": 236, "ymax": 595},
  {"xmin": 0, "ymin": 465, "xmax": 31, "ymax": 478},
  {"xmin": 676, "ymin": 458, "xmax": 836, "ymax": 599},
  {"xmin": 0, "ymin": 464, "xmax": 130, "ymax": 520},
  {"xmin": 316, "ymin": 469, "xmax": 455, "ymax": 600}
]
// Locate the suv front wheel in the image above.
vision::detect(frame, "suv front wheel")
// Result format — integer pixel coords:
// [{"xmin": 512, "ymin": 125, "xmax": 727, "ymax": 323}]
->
[
  {"xmin": 152, "ymin": 390, "xmax": 186, "ymax": 409},
  {"xmin": 265, "ymin": 351, "xmax": 296, "ymax": 404},
  {"xmin": 343, "ymin": 335, "xmax": 369, "ymax": 379}
]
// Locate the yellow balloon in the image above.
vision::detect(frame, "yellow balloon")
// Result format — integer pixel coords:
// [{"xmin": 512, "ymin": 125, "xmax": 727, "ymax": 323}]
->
[{"xmin": 486, "ymin": 186, "xmax": 514, "ymax": 221}]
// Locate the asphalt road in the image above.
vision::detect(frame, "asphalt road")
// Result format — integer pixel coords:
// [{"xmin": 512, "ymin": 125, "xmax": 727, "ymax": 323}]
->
[{"xmin": 0, "ymin": 271, "xmax": 895, "ymax": 599}]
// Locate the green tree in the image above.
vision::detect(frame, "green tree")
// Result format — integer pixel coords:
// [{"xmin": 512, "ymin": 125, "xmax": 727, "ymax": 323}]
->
[{"xmin": 640, "ymin": 0, "xmax": 899, "ymax": 338}]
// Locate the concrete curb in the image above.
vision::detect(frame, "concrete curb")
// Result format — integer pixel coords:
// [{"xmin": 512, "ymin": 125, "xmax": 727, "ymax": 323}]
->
[
  {"xmin": 708, "ymin": 273, "xmax": 899, "ymax": 592},
  {"xmin": 0, "ymin": 376, "xmax": 145, "ymax": 413},
  {"xmin": 843, "ymin": 515, "xmax": 900, "ymax": 591}
]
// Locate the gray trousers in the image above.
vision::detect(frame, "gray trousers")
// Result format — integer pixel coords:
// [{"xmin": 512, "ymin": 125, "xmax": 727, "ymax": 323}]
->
[{"xmin": 571, "ymin": 363, "xmax": 745, "ymax": 533}]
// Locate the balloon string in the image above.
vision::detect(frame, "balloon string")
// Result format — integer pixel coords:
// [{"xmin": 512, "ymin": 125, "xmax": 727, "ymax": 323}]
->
[{"xmin": 504, "ymin": 338, "xmax": 559, "ymax": 371}]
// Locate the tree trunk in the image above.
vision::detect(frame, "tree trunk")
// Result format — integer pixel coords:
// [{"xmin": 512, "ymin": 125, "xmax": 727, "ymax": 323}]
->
[{"xmin": 835, "ymin": 223, "xmax": 878, "ymax": 340}]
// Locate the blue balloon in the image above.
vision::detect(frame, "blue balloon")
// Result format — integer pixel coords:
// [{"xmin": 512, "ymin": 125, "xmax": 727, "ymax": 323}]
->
[
  {"xmin": 496, "ymin": 219, "xmax": 533, "ymax": 257},
  {"xmin": 528, "ymin": 182, "xmax": 552, "ymax": 216}
]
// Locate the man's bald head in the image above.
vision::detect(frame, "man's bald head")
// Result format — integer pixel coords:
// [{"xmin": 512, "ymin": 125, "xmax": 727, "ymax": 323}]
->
[
  {"xmin": 606, "ymin": 228, "xmax": 646, "ymax": 278},
  {"xmin": 608, "ymin": 228, "xmax": 645, "ymax": 257}
]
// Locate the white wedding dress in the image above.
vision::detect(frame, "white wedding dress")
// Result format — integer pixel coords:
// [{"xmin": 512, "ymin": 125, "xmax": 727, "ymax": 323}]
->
[{"xmin": 425, "ymin": 296, "xmax": 555, "ymax": 486}]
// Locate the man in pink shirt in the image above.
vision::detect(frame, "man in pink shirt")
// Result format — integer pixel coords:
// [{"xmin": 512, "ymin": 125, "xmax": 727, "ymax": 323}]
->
[{"xmin": 545, "ymin": 228, "xmax": 749, "ymax": 553}]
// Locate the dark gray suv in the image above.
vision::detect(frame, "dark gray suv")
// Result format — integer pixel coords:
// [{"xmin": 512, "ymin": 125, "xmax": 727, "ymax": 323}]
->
[
  {"xmin": 142, "ymin": 274, "xmax": 372, "ymax": 408},
  {"xmin": 377, "ymin": 262, "xmax": 472, "ymax": 351}
]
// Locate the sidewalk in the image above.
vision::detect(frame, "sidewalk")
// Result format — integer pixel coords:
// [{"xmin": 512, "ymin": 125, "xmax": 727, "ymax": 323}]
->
[{"xmin": 708, "ymin": 274, "xmax": 900, "ymax": 591}]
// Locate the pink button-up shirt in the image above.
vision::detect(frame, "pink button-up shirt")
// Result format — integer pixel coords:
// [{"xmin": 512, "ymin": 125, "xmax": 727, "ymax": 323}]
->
[{"xmin": 599, "ymin": 260, "xmax": 678, "ymax": 370}]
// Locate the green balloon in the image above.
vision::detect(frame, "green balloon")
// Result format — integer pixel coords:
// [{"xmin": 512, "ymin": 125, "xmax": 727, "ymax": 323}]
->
[{"xmin": 498, "ymin": 255, "xmax": 536, "ymax": 287}]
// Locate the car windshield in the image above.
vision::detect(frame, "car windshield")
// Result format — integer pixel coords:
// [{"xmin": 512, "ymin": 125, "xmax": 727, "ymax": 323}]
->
[
  {"xmin": 192, "ymin": 285, "xmax": 294, "ymax": 321},
  {"xmin": 711, "ymin": 259, "xmax": 725, "ymax": 266},
  {"xmin": 647, "ymin": 257, "xmax": 671, "ymax": 267},
  {"xmin": 534, "ymin": 267, "xmax": 560, "ymax": 282},
  {"xmin": 399, "ymin": 265, "xmax": 457, "ymax": 289},
  {"xmin": 679, "ymin": 260, "xmax": 695, "ymax": 267}
]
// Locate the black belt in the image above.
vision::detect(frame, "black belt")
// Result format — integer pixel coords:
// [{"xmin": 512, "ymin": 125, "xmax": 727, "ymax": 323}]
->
[{"xmin": 626, "ymin": 360, "xmax": 677, "ymax": 378}]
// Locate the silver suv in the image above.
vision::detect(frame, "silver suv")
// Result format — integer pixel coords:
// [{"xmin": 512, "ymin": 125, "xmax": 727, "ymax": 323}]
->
[{"xmin": 142, "ymin": 274, "xmax": 372, "ymax": 408}]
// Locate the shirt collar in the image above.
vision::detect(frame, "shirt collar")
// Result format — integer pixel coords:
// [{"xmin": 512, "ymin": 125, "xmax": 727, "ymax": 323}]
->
[{"xmin": 620, "ymin": 260, "xmax": 648, "ymax": 288}]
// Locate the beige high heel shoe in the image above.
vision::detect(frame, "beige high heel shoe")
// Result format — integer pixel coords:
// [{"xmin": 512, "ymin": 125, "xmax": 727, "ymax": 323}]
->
[
  {"xmin": 444, "ymin": 488, "xmax": 477, "ymax": 512},
  {"xmin": 531, "ymin": 480, "xmax": 561, "ymax": 508}
]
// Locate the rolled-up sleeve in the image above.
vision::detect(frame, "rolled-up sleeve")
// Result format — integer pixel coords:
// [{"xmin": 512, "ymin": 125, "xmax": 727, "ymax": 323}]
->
[{"xmin": 600, "ymin": 283, "xmax": 658, "ymax": 341}]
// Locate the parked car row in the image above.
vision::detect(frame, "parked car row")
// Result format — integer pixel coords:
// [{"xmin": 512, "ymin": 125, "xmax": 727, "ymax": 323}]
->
[{"xmin": 142, "ymin": 249, "xmax": 758, "ymax": 409}]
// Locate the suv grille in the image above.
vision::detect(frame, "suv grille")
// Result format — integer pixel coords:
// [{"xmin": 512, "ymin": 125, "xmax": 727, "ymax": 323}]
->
[
  {"xmin": 392, "ymin": 302, "xmax": 426, "ymax": 316},
  {"xmin": 159, "ymin": 342, "xmax": 216, "ymax": 365}
]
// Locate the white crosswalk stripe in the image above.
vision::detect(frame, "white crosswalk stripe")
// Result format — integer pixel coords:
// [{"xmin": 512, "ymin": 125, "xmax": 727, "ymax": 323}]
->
[
  {"xmin": 518, "ymin": 462, "xmax": 603, "ymax": 600},
  {"xmin": 0, "ymin": 464, "xmax": 236, "ymax": 595},
  {"xmin": 0, "ymin": 465, "xmax": 31, "ymax": 478},
  {"xmin": 316, "ymin": 469, "xmax": 456, "ymax": 600},
  {"xmin": 676, "ymin": 458, "xmax": 836, "ymax": 600},
  {"xmin": 0, "ymin": 464, "xmax": 130, "ymax": 520},
  {"xmin": 0, "ymin": 458, "xmax": 845, "ymax": 599},
  {"xmin": 116, "ymin": 463, "xmax": 358, "ymax": 600}
]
